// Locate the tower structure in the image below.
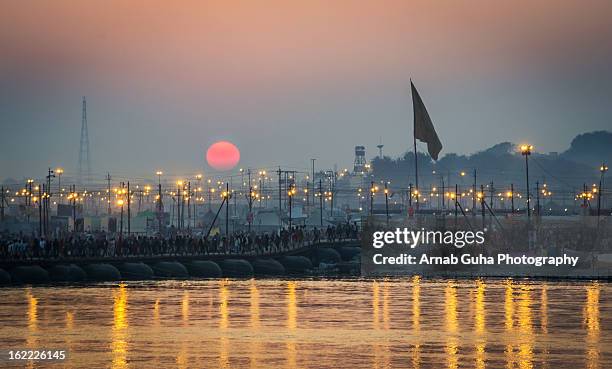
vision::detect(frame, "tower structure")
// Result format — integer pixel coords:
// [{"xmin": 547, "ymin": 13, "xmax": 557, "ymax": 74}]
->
[
  {"xmin": 353, "ymin": 146, "xmax": 366, "ymax": 174},
  {"xmin": 78, "ymin": 96, "xmax": 91, "ymax": 184},
  {"xmin": 377, "ymin": 137, "xmax": 384, "ymax": 157}
]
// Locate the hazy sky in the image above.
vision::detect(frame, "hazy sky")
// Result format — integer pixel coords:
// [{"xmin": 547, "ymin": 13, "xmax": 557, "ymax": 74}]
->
[{"xmin": 1, "ymin": 0, "xmax": 611, "ymax": 182}]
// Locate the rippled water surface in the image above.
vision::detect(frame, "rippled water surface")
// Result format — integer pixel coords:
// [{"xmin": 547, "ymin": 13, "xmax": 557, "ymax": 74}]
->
[{"xmin": 0, "ymin": 278, "xmax": 610, "ymax": 368}]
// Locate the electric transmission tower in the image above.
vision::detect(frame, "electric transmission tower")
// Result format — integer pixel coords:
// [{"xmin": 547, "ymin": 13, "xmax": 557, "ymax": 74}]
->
[{"xmin": 78, "ymin": 96, "xmax": 91, "ymax": 184}]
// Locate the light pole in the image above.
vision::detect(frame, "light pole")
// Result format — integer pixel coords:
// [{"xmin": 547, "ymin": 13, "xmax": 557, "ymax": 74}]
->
[
  {"xmin": 127, "ymin": 181, "xmax": 131, "ymax": 235},
  {"xmin": 319, "ymin": 179, "xmax": 323, "ymax": 227},
  {"xmin": 408, "ymin": 183, "xmax": 413, "ymax": 209},
  {"xmin": 258, "ymin": 170, "xmax": 266, "ymax": 209},
  {"xmin": 384, "ymin": 182, "xmax": 389, "ymax": 226},
  {"xmin": 224, "ymin": 182, "xmax": 230, "ymax": 237},
  {"xmin": 536, "ymin": 181, "xmax": 540, "ymax": 216},
  {"xmin": 370, "ymin": 182, "xmax": 378, "ymax": 216},
  {"xmin": 117, "ymin": 198, "xmax": 124, "ymax": 240},
  {"xmin": 196, "ymin": 174, "xmax": 203, "ymax": 227},
  {"xmin": 176, "ymin": 180, "xmax": 183, "ymax": 230},
  {"xmin": 55, "ymin": 168, "xmax": 64, "ymax": 203},
  {"xmin": 520, "ymin": 144, "xmax": 533, "ymax": 218},
  {"xmin": 598, "ymin": 163, "xmax": 608, "ymax": 219},
  {"xmin": 311, "ymin": 159, "xmax": 316, "ymax": 209},
  {"xmin": 370, "ymin": 181, "xmax": 375, "ymax": 216},
  {"xmin": 247, "ymin": 185, "xmax": 255, "ymax": 232},
  {"xmin": 288, "ymin": 183, "xmax": 296, "ymax": 229},
  {"xmin": 156, "ymin": 171, "xmax": 163, "ymax": 233}
]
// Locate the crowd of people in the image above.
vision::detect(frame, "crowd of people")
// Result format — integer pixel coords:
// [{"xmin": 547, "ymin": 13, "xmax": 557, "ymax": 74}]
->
[{"xmin": 0, "ymin": 223, "xmax": 360, "ymax": 260}]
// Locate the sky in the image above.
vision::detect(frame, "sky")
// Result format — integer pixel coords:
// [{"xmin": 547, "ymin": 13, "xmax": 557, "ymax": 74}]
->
[{"xmin": 1, "ymin": 0, "xmax": 612, "ymax": 183}]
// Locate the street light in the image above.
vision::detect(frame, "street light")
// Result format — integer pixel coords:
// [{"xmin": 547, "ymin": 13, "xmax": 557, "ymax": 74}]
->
[
  {"xmin": 287, "ymin": 184, "xmax": 296, "ymax": 228},
  {"xmin": 384, "ymin": 182, "xmax": 390, "ymax": 226},
  {"xmin": 55, "ymin": 168, "xmax": 64, "ymax": 202},
  {"xmin": 598, "ymin": 163, "xmax": 608, "ymax": 218},
  {"xmin": 370, "ymin": 181, "xmax": 378, "ymax": 216},
  {"xmin": 520, "ymin": 144, "xmax": 533, "ymax": 218},
  {"xmin": 117, "ymin": 198, "xmax": 125, "ymax": 237}
]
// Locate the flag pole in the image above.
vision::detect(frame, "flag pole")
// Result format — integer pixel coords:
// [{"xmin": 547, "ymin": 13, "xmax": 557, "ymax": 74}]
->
[
  {"xmin": 414, "ymin": 124, "xmax": 419, "ymax": 211},
  {"xmin": 412, "ymin": 80, "xmax": 419, "ymax": 212},
  {"xmin": 410, "ymin": 79, "xmax": 442, "ymax": 215}
]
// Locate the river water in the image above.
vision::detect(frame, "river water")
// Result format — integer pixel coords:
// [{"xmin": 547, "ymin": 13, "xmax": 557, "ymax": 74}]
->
[{"xmin": 0, "ymin": 278, "xmax": 609, "ymax": 368}]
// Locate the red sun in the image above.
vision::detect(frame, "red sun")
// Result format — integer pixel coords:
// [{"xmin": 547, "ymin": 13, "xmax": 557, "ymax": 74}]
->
[{"xmin": 206, "ymin": 141, "xmax": 240, "ymax": 171}]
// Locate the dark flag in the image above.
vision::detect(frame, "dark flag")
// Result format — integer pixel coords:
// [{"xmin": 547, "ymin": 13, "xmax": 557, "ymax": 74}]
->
[{"xmin": 411, "ymin": 81, "xmax": 442, "ymax": 160}]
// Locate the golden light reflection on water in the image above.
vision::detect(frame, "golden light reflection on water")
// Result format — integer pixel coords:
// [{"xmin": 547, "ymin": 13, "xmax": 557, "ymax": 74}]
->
[
  {"xmin": 540, "ymin": 285, "xmax": 549, "ymax": 369},
  {"xmin": 1, "ymin": 279, "xmax": 608, "ymax": 369},
  {"xmin": 250, "ymin": 280, "xmax": 260, "ymax": 330},
  {"xmin": 584, "ymin": 282, "xmax": 600, "ymax": 369},
  {"xmin": 64, "ymin": 310, "xmax": 74, "ymax": 369},
  {"xmin": 445, "ymin": 281, "xmax": 459, "ymax": 369},
  {"xmin": 503, "ymin": 282, "xmax": 536, "ymax": 369},
  {"xmin": 219, "ymin": 279, "xmax": 230, "ymax": 369},
  {"xmin": 412, "ymin": 276, "xmax": 420, "ymax": 331},
  {"xmin": 474, "ymin": 280, "xmax": 486, "ymax": 369},
  {"xmin": 287, "ymin": 281, "xmax": 297, "ymax": 331},
  {"xmin": 26, "ymin": 289, "xmax": 37, "ymax": 335},
  {"xmin": 181, "ymin": 291, "xmax": 189, "ymax": 324},
  {"xmin": 517, "ymin": 286, "xmax": 534, "ymax": 369},
  {"xmin": 382, "ymin": 280, "xmax": 390, "ymax": 330},
  {"xmin": 219, "ymin": 279, "xmax": 229, "ymax": 330},
  {"xmin": 249, "ymin": 280, "xmax": 261, "ymax": 369},
  {"xmin": 111, "ymin": 284, "xmax": 128, "ymax": 369},
  {"xmin": 25, "ymin": 289, "xmax": 38, "ymax": 369},
  {"xmin": 286, "ymin": 281, "xmax": 298, "ymax": 369},
  {"xmin": 504, "ymin": 279, "xmax": 514, "ymax": 330},
  {"xmin": 66, "ymin": 311, "xmax": 74, "ymax": 330},
  {"xmin": 504, "ymin": 279, "xmax": 515, "ymax": 369},
  {"xmin": 372, "ymin": 280, "xmax": 390, "ymax": 369},
  {"xmin": 540, "ymin": 285, "xmax": 548, "ymax": 334},
  {"xmin": 412, "ymin": 276, "xmax": 421, "ymax": 369},
  {"xmin": 153, "ymin": 298, "xmax": 160, "ymax": 326},
  {"xmin": 372, "ymin": 280, "xmax": 380, "ymax": 330},
  {"xmin": 177, "ymin": 291, "xmax": 190, "ymax": 369}
]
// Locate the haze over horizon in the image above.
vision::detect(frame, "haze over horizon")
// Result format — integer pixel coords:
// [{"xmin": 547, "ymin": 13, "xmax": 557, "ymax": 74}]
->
[{"xmin": 2, "ymin": 0, "xmax": 612, "ymax": 181}]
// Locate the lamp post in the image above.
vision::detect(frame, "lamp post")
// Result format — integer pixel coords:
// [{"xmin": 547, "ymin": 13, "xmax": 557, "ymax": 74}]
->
[
  {"xmin": 370, "ymin": 181, "xmax": 376, "ymax": 216},
  {"xmin": 258, "ymin": 170, "xmax": 266, "ymax": 209},
  {"xmin": 127, "ymin": 181, "xmax": 131, "ymax": 235},
  {"xmin": 176, "ymin": 180, "xmax": 183, "ymax": 230},
  {"xmin": 196, "ymin": 174, "xmax": 203, "ymax": 227},
  {"xmin": 319, "ymin": 179, "xmax": 323, "ymax": 227},
  {"xmin": 247, "ymin": 186, "xmax": 255, "ymax": 232},
  {"xmin": 311, "ymin": 159, "xmax": 316, "ymax": 211},
  {"xmin": 536, "ymin": 181, "xmax": 540, "ymax": 216},
  {"xmin": 55, "ymin": 168, "xmax": 64, "ymax": 203},
  {"xmin": 117, "ymin": 198, "xmax": 124, "ymax": 239},
  {"xmin": 156, "ymin": 171, "xmax": 163, "ymax": 233},
  {"xmin": 288, "ymin": 184, "xmax": 296, "ymax": 229},
  {"xmin": 454, "ymin": 185, "xmax": 458, "ymax": 227},
  {"xmin": 384, "ymin": 182, "xmax": 389, "ymax": 226},
  {"xmin": 408, "ymin": 183, "xmax": 413, "ymax": 209},
  {"xmin": 45, "ymin": 168, "xmax": 55, "ymax": 236},
  {"xmin": 520, "ymin": 144, "xmax": 533, "ymax": 218},
  {"xmin": 599, "ymin": 163, "xmax": 608, "ymax": 218},
  {"xmin": 224, "ymin": 182, "xmax": 230, "ymax": 237}
]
